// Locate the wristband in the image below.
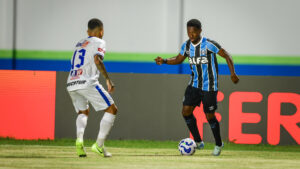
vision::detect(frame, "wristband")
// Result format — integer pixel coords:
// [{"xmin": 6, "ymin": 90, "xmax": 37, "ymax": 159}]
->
[{"xmin": 162, "ymin": 59, "xmax": 167, "ymax": 64}]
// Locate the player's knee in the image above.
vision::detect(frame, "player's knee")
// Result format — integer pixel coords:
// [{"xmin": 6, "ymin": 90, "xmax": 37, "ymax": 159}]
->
[
  {"xmin": 182, "ymin": 110, "xmax": 189, "ymax": 116},
  {"xmin": 78, "ymin": 109, "xmax": 89, "ymax": 116},
  {"xmin": 112, "ymin": 105, "xmax": 118, "ymax": 115},
  {"xmin": 205, "ymin": 113, "xmax": 215, "ymax": 121},
  {"xmin": 106, "ymin": 104, "xmax": 118, "ymax": 115},
  {"xmin": 181, "ymin": 107, "xmax": 193, "ymax": 117}
]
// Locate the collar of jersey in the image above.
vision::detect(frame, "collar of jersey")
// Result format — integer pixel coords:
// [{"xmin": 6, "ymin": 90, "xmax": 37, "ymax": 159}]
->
[{"xmin": 191, "ymin": 36, "xmax": 203, "ymax": 47}]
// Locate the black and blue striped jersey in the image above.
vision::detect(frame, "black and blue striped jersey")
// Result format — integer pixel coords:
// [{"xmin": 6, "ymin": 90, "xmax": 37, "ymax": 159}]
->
[{"xmin": 180, "ymin": 37, "xmax": 221, "ymax": 91}]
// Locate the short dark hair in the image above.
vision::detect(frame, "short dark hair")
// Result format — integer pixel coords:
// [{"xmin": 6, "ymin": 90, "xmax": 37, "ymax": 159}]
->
[
  {"xmin": 187, "ymin": 19, "xmax": 202, "ymax": 29},
  {"xmin": 88, "ymin": 18, "xmax": 103, "ymax": 30}
]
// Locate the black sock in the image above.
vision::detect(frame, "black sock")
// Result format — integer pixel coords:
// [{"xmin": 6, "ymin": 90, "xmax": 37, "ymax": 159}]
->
[
  {"xmin": 208, "ymin": 117, "xmax": 222, "ymax": 146},
  {"xmin": 183, "ymin": 114, "xmax": 202, "ymax": 142}
]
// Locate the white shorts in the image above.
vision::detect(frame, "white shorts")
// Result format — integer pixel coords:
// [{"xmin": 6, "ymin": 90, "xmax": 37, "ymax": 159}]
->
[{"xmin": 68, "ymin": 84, "xmax": 114, "ymax": 112}]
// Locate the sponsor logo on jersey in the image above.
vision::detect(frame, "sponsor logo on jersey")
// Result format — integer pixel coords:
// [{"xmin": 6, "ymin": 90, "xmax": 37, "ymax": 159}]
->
[
  {"xmin": 67, "ymin": 80, "xmax": 86, "ymax": 87},
  {"xmin": 98, "ymin": 48, "xmax": 105, "ymax": 54},
  {"xmin": 70, "ymin": 69, "xmax": 83, "ymax": 80},
  {"xmin": 209, "ymin": 106, "xmax": 215, "ymax": 111},
  {"xmin": 76, "ymin": 40, "xmax": 90, "ymax": 48},
  {"xmin": 188, "ymin": 57, "xmax": 208, "ymax": 65}
]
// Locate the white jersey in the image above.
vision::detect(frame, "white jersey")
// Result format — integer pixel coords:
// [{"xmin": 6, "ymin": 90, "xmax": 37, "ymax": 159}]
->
[{"xmin": 67, "ymin": 36, "xmax": 106, "ymax": 91}]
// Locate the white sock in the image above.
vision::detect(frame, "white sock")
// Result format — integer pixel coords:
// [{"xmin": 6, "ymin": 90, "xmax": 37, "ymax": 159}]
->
[
  {"xmin": 76, "ymin": 114, "xmax": 88, "ymax": 142},
  {"xmin": 97, "ymin": 112, "xmax": 116, "ymax": 147}
]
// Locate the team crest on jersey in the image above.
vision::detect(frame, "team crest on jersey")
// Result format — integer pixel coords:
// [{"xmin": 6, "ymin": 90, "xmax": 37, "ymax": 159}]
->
[
  {"xmin": 70, "ymin": 68, "xmax": 83, "ymax": 80},
  {"xmin": 201, "ymin": 49, "xmax": 207, "ymax": 56},
  {"xmin": 185, "ymin": 51, "xmax": 190, "ymax": 55}
]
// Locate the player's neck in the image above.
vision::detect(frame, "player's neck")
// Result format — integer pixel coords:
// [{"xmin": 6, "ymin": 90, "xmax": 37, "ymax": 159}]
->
[
  {"xmin": 88, "ymin": 35, "xmax": 102, "ymax": 39},
  {"xmin": 191, "ymin": 36, "xmax": 202, "ymax": 45}
]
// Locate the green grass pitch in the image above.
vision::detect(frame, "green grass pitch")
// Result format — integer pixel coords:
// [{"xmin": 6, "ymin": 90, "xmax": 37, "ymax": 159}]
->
[{"xmin": 0, "ymin": 138, "xmax": 299, "ymax": 169}]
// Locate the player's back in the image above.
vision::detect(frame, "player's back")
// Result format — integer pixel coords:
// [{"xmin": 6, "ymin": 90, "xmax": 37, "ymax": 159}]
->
[{"xmin": 67, "ymin": 36, "xmax": 106, "ymax": 91}]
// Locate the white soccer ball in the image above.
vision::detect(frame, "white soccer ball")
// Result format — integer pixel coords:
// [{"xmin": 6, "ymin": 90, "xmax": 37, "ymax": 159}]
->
[{"xmin": 178, "ymin": 138, "xmax": 197, "ymax": 156}]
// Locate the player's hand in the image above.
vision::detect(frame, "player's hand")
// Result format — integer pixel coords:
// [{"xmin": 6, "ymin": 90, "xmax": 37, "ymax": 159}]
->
[
  {"xmin": 231, "ymin": 73, "xmax": 239, "ymax": 84},
  {"xmin": 106, "ymin": 79, "xmax": 115, "ymax": 93},
  {"xmin": 155, "ymin": 56, "xmax": 164, "ymax": 65}
]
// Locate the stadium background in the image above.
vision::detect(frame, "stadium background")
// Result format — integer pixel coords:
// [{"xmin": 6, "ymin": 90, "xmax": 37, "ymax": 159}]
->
[{"xmin": 0, "ymin": 0, "xmax": 299, "ymax": 145}]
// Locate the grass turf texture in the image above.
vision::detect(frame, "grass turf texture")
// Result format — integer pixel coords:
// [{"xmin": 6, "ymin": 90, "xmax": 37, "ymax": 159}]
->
[{"xmin": 0, "ymin": 138, "xmax": 299, "ymax": 169}]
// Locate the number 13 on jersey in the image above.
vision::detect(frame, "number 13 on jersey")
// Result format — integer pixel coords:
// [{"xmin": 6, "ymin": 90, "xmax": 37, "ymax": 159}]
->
[
  {"xmin": 70, "ymin": 49, "xmax": 86, "ymax": 79},
  {"xmin": 71, "ymin": 49, "xmax": 86, "ymax": 70}
]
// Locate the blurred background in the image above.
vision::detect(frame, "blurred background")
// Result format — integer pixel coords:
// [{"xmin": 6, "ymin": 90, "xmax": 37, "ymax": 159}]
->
[
  {"xmin": 1, "ymin": 0, "xmax": 300, "ymax": 69},
  {"xmin": 0, "ymin": 0, "xmax": 299, "ymax": 145}
]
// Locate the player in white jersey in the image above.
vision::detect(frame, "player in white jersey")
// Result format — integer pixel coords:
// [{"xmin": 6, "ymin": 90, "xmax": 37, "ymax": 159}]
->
[{"xmin": 67, "ymin": 18, "xmax": 117, "ymax": 158}]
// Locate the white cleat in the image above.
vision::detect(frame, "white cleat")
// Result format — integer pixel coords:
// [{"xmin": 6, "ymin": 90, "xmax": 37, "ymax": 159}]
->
[{"xmin": 212, "ymin": 142, "xmax": 224, "ymax": 156}]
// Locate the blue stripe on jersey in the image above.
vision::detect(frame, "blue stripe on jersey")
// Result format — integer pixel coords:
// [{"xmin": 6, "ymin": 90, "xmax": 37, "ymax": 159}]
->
[
  {"xmin": 202, "ymin": 64, "xmax": 209, "ymax": 91},
  {"xmin": 192, "ymin": 65, "xmax": 198, "ymax": 87},
  {"xmin": 207, "ymin": 41, "xmax": 219, "ymax": 54},
  {"xmin": 180, "ymin": 41, "xmax": 187, "ymax": 56},
  {"xmin": 211, "ymin": 53, "xmax": 218, "ymax": 90},
  {"xmin": 190, "ymin": 45, "xmax": 198, "ymax": 88},
  {"xmin": 95, "ymin": 85, "xmax": 111, "ymax": 107}
]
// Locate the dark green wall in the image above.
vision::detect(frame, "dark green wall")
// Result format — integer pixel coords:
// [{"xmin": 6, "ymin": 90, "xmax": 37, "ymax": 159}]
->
[{"xmin": 55, "ymin": 72, "xmax": 300, "ymax": 145}]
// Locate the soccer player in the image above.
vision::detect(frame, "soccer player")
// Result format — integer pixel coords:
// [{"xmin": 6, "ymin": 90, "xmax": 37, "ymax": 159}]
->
[
  {"xmin": 155, "ymin": 19, "xmax": 239, "ymax": 156},
  {"xmin": 66, "ymin": 18, "xmax": 118, "ymax": 158}
]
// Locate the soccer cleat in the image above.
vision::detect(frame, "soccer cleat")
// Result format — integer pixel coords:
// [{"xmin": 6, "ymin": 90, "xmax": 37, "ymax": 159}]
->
[
  {"xmin": 91, "ymin": 143, "xmax": 112, "ymax": 157},
  {"xmin": 212, "ymin": 142, "xmax": 224, "ymax": 156},
  {"xmin": 76, "ymin": 139, "xmax": 87, "ymax": 157},
  {"xmin": 196, "ymin": 141, "xmax": 205, "ymax": 150}
]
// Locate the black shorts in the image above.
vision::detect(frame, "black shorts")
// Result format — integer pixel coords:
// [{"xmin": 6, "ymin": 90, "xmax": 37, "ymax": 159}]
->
[{"xmin": 183, "ymin": 85, "xmax": 218, "ymax": 113}]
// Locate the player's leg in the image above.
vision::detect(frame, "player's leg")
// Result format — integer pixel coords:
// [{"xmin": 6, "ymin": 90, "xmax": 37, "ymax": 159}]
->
[
  {"xmin": 206, "ymin": 112, "xmax": 223, "ymax": 156},
  {"xmin": 182, "ymin": 105, "xmax": 204, "ymax": 149},
  {"xmin": 85, "ymin": 84, "xmax": 117, "ymax": 157},
  {"xmin": 182, "ymin": 85, "xmax": 204, "ymax": 149},
  {"xmin": 205, "ymin": 113, "xmax": 222, "ymax": 147},
  {"xmin": 76, "ymin": 109, "xmax": 89, "ymax": 142},
  {"xmin": 68, "ymin": 91, "xmax": 89, "ymax": 157},
  {"xmin": 75, "ymin": 109, "xmax": 89, "ymax": 157},
  {"xmin": 96, "ymin": 104, "xmax": 117, "ymax": 147},
  {"xmin": 203, "ymin": 91, "xmax": 223, "ymax": 156},
  {"xmin": 91, "ymin": 104, "xmax": 117, "ymax": 157}
]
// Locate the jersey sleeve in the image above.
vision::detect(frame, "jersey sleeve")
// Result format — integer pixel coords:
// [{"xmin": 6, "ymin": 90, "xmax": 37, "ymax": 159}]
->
[
  {"xmin": 179, "ymin": 41, "xmax": 187, "ymax": 55},
  {"xmin": 94, "ymin": 40, "xmax": 106, "ymax": 60},
  {"xmin": 207, "ymin": 39, "xmax": 221, "ymax": 54}
]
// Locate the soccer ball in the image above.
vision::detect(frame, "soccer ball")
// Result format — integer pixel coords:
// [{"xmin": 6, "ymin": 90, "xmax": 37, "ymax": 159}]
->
[{"xmin": 178, "ymin": 138, "xmax": 197, "ymax": 155}]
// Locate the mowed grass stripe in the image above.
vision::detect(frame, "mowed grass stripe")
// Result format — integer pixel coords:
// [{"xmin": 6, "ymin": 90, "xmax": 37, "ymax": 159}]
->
[
  {"xmin": 0, "ymin": 138, "xmax": 299, "ymax": 152},
  {"xmin": 0, "ymin": 144, "xmax": 299, "ymax": 169}
]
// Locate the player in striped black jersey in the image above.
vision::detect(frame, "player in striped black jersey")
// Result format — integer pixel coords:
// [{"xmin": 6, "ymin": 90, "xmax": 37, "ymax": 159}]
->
[{"xmin": 155, "ymin": 19, "xmax": 239, "ymax": 156}]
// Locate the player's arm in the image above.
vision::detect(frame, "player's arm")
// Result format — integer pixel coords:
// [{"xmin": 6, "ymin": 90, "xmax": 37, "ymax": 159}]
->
[
  {"xmin": 218, "ymin": 48, "xmax": 239, "ymax": 84},
  {"xmin": 154, "ymin": 53, "xmax": 186, "ymax": 65},
  {"xmin": 94, "ymin": 54, "xmax": 115, "ymax": 93}
]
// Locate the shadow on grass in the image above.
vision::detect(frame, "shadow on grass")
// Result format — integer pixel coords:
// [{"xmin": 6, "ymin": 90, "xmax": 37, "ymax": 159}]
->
[
  {"xmin": 114, "ymin": 154, "xmax": 181, "ymax": 157},
  {"xmin": 113, "ymin": 153, "xmax": 213, "ymax": 157}
]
